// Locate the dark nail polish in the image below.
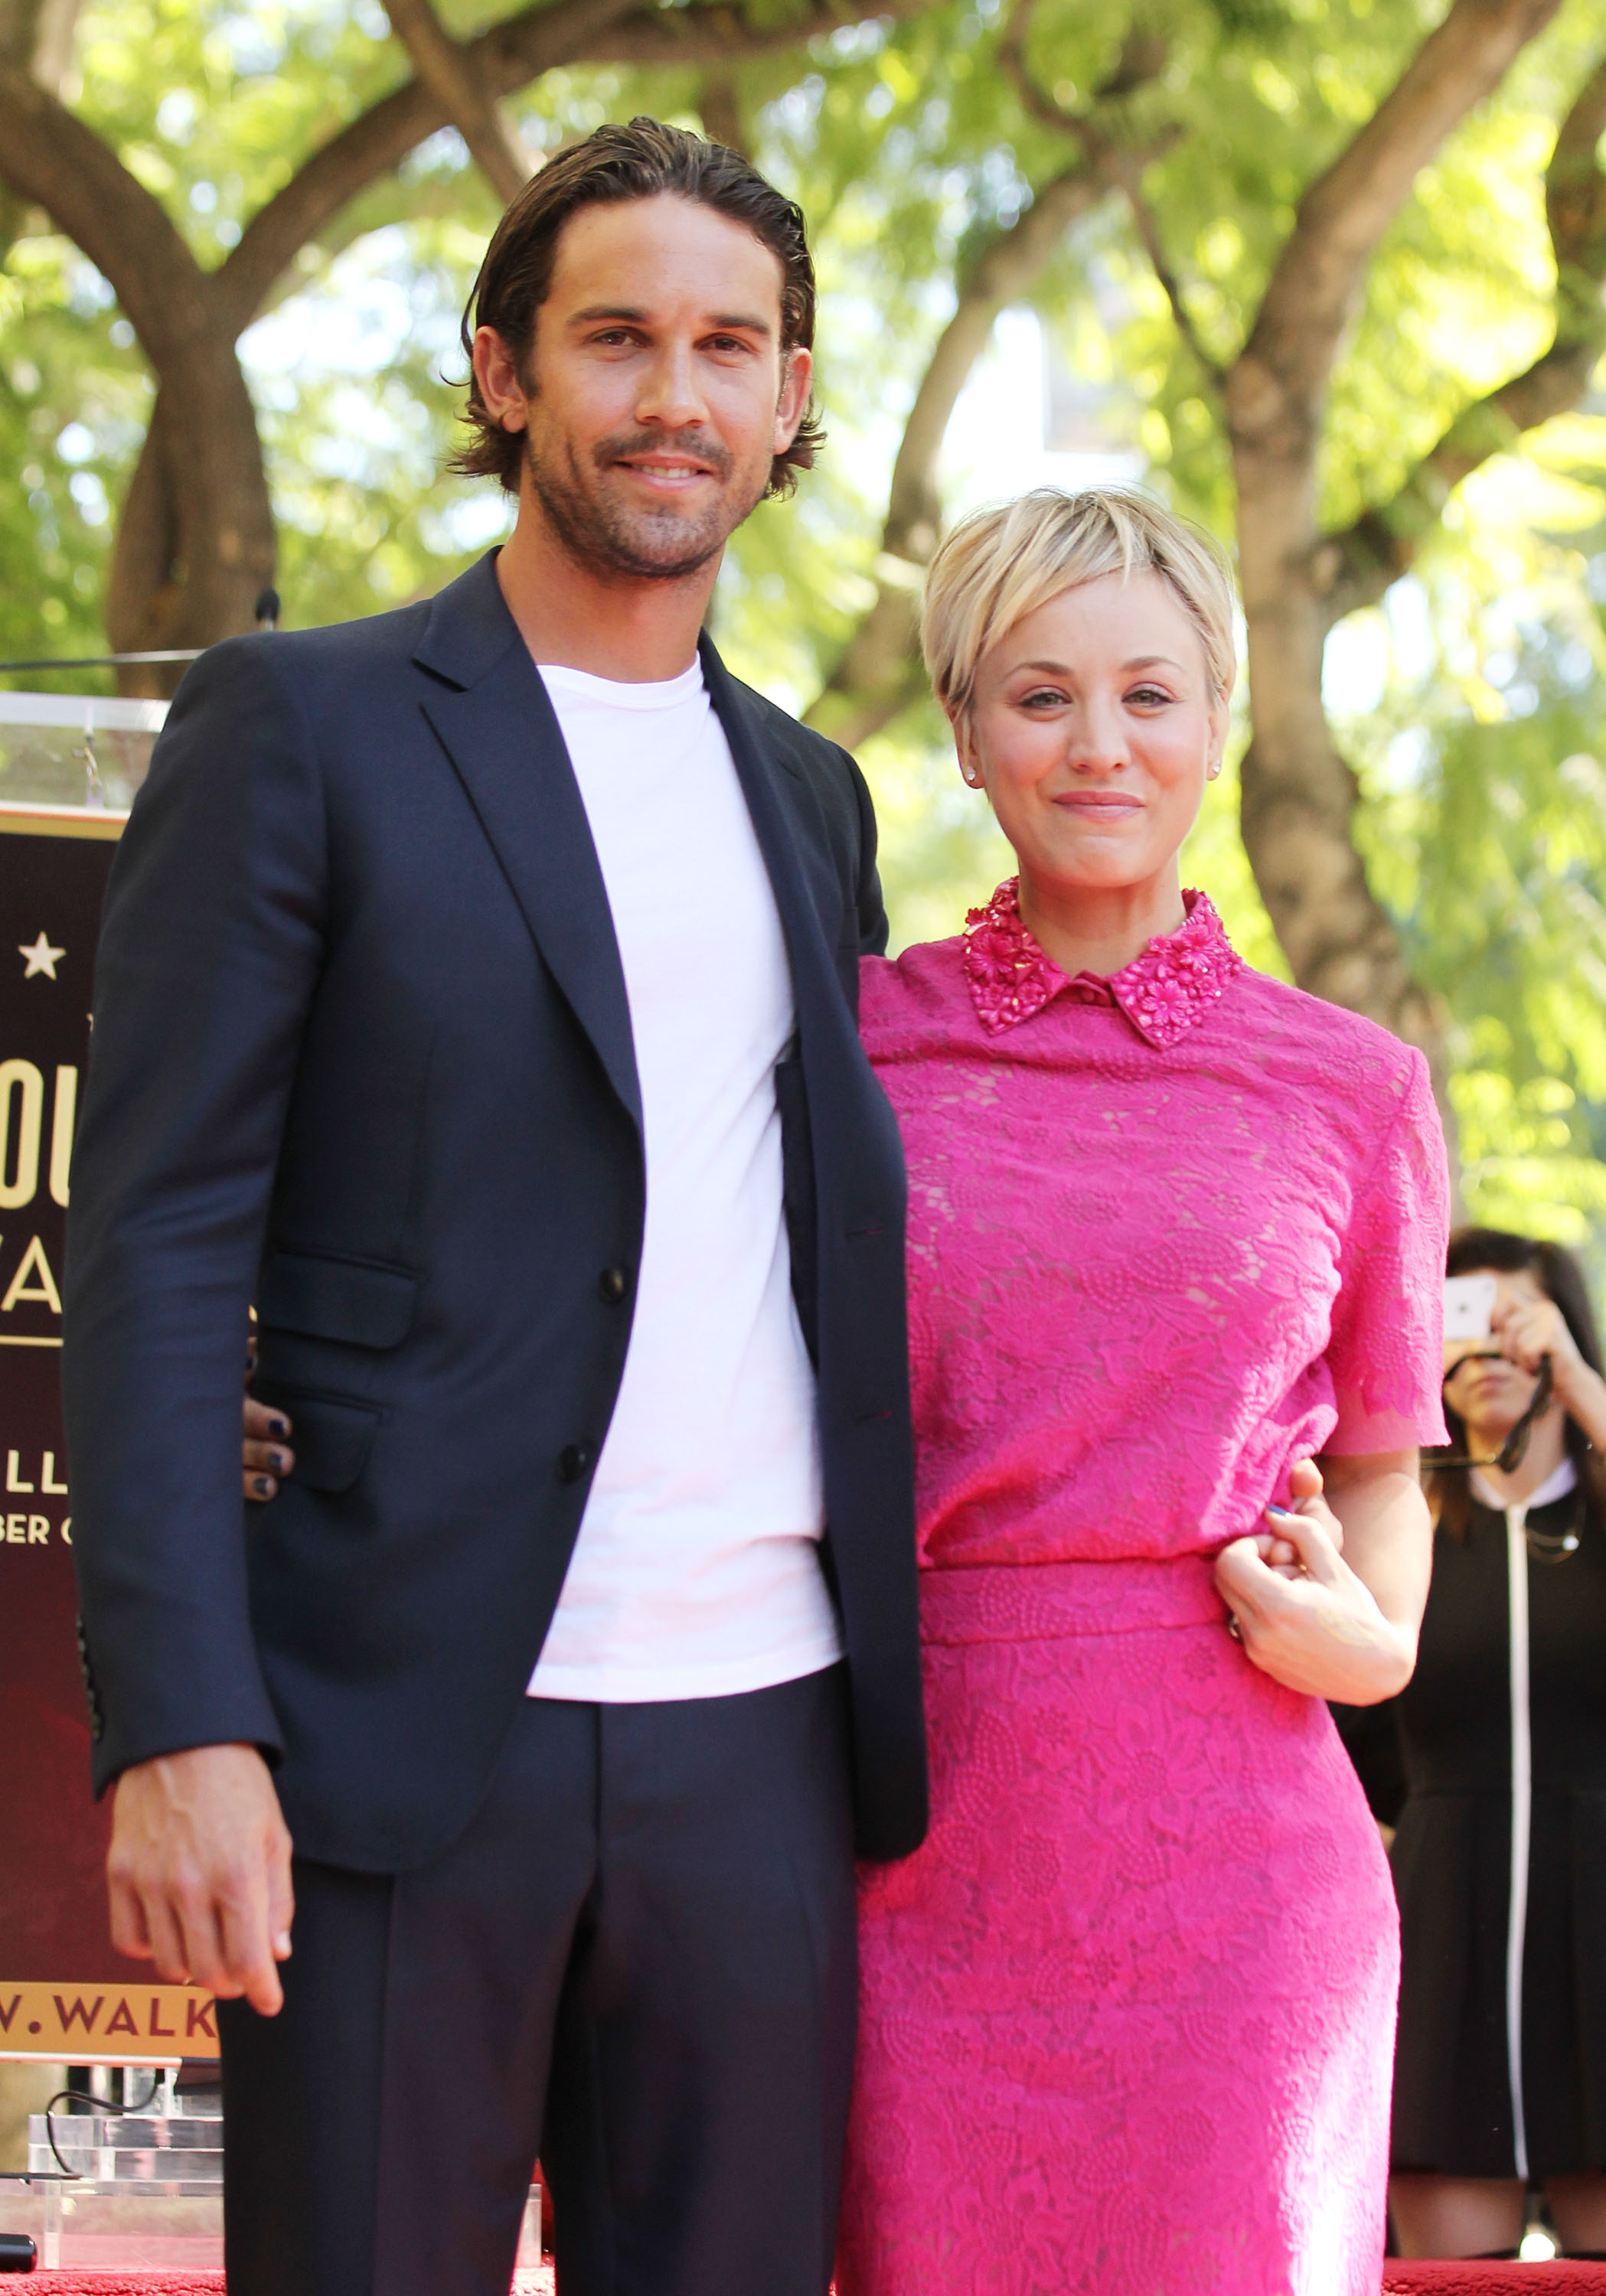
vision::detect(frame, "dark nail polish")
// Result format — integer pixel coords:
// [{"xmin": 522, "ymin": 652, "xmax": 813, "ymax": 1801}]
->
[
  {"xmin": 272, "ymin": 1451, "xmax": 289, "ymax": 1473},
  {"xmin": 269, "ymin": 1417, "xmax": 289, "ymax": 1440},
  {"xmin": 1265, "ymin": 1505, "xmax": 1295, "ymax": 1521},
  {"xmin": 253, "ymin": 1476, "xmax": 273, "ymax": 1497}
]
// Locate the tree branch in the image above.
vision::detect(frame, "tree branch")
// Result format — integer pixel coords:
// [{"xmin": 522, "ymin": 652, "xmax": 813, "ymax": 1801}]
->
[
  {"xmin": 216, "ymin": 0, "xmax": 631, "ymax": 331},
  {"xmin": 0, "ymin": 0, "xmax": 79, "ymax": 78},
  {"xmin": 575, "ymin": 0, "xmax": 932, "ymax": 67},
  {"xmin": 1113, "ymin": 157, "xmax": 1226, "ymax": 390},
  {"xmin": 804, "ymin": 5, "xmax": 1177, "ymax": 745},
  {"xmin": 806, "ymin": 159, "xmax": 1119, "ymax": 745},
  {"xmin": 217, "ymin": 0, "xmax": 912, "ymax": 336},
  {"xmin": 698, "ymin": 68, "xmax": 749, "ymax": 158},
  {"xmin": 0, "ymin": 69, "xmax": 276, "ymax": 666},
  {"xmin": 384, "ymin": 0, "xmax": 533, "ymax": 207},
  {"xmin": 0, "ymin": 63, "xmax": 214, "ymax": 373},
  {"xmin": 1237, "ymin": 0, "xmax": 1565, "ymax": 445},
  {"xmin": 1318, "ymin": 47, "xmax": 1606, "ymax": 625}
]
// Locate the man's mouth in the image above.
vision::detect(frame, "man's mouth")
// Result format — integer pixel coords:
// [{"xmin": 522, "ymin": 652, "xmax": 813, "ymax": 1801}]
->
[{"xmin": 612, "ymin": 455, "xmax": 717, "ymax": 488}]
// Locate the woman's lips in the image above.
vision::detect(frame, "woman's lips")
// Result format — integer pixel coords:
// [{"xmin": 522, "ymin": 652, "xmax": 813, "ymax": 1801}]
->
[{"xmin": 1054, "ymin": 793, "xmax": 1143, "ymax": 814}]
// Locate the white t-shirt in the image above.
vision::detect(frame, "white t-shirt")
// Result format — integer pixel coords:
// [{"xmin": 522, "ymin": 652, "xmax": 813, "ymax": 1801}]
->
[{"xmin": 526, "ymin": 657, "xmax": 844, "ymax": 1703}]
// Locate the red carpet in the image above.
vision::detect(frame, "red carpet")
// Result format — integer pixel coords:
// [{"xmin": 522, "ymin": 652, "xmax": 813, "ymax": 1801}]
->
[
  {"xmin": 18, "ymin": 2272, "xmax": 1606, "ymax": 2292},
  {"xmin": 1386, "ymin": 2275, "xmax": 1606, "ymax": 2292}
]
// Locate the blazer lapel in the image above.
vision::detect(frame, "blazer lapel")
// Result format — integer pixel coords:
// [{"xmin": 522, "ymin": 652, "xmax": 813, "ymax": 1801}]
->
[
  {"xmin": 414, "ymin": 561, "xmax": 641, "ymax": 1134},
  {"xmin": 700, "ymin": 636, "xmax": 843, "ymax": 1034}
]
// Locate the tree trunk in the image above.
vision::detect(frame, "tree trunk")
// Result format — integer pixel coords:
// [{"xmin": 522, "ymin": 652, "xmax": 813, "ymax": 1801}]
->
[
  {"xmin": 103, "ymin": 379, "xmax": 275, "ymax": 693},
  {"xmin": 0, "ymin": 63, "xmax": 276, "ymax": 687},
  {"xmin": 1223, "ymin": 0, "xmax": 1565, "ymax": 1156}
]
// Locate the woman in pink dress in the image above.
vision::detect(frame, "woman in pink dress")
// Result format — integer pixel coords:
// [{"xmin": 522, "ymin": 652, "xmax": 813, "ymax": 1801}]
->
[{"xmin": 837, "ymin": 489, "xmax": 1450, "ymax": 2296}]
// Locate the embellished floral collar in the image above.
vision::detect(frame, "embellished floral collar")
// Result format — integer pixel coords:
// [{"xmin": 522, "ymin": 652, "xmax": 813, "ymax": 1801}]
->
[{"xmin": 962, "ymin": 879, "xmax": 1243, "ymax": 1046}]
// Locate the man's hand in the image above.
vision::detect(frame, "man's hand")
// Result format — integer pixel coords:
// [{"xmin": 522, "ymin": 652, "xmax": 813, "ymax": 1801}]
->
[
  {"xmin": 242, "ymin": 1394, "xmax": 295, "ymax": 1502},
  {"xmin": 107, "ymin": 1745, "xmax": 294, "ymax": 2017}
]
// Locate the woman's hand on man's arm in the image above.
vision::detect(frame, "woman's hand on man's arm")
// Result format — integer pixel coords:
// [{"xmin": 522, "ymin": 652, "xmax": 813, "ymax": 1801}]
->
[
  {"xmin": 1213, "ymin": 1451, "xmax": 1430, "ymax": 1704},
  {"xmin": 242, "ymin": 1394, "xmax": 295, "ymax": 1502}
]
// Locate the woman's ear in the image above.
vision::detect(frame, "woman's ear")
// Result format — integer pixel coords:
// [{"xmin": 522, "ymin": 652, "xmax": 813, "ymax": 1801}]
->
[
  {"xmin": 1204, "ymin": 684, "xmax": 1232, "ymax": 782},
  {"xmin": 954, "ymin": 714, "xmax": 984, "ymax": 791}
]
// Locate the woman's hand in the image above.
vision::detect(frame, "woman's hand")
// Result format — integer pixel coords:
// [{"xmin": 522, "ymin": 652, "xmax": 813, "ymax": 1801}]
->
[
  {"xmin": 1214, "ymin": 1455, "xmax": 1426, "ymax": 1704},
  {"xmin": 242, "ymin": 1395, "xmax": 295, "ymax": 1502},
  {"xmin": 1493, "ymin": 1290, "xmax": 1582, "ymax": 1384},
  {"xmin": 1491, "ymin": 1290, "xmax": 1606, "ymax": 1434}
]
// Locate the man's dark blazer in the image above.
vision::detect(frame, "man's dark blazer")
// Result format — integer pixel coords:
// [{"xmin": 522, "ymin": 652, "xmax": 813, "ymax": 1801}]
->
[{"xmin": 63, "ymin": 552, "xmax": 927, "ymax": 1871}]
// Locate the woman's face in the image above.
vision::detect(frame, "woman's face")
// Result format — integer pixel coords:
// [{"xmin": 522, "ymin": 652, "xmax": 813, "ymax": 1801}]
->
[
  {"xmin": 956, "ymin": 571, "xmax": 1228, "ymax": 899},
  {"xmin": 1442, "ymin": 1266, "xmax": 1551, "ymax": 1439}
]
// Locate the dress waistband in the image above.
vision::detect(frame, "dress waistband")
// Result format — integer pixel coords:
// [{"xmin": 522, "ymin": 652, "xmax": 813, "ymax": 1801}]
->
[{"xmin": 918, "ymin": 1554, "xmax": 1226, "ymax": 1644}]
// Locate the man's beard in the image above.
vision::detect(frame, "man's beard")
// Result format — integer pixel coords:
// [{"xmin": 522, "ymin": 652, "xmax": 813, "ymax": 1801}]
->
[{"xmin": 524, "ymin": 421, "xmax": 765, "ymax": 582}]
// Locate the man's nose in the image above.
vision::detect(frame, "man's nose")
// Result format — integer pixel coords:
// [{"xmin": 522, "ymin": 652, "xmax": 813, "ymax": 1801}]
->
[{"xmin": 636, "ymin": 341, "xmax": 708, "ymax": 432}]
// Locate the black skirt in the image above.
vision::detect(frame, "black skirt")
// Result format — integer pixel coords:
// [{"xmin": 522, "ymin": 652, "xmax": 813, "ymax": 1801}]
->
[{"xmin": 1334, "ymin": 1483, "xmax": 1606, "ymax": 2178}]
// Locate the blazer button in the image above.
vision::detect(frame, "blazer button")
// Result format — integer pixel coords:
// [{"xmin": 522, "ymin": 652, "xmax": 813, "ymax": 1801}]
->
[
  {"xmin": 598, "ymin": 1266, "xmax": 629, "ymax": 1304},
  {"xmin": 557, "ymin": 1443, "xmax": 593, "ymax": 1485}
]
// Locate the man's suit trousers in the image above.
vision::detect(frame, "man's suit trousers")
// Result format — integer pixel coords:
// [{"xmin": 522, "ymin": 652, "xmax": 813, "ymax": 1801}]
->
[{"xmin": 217, "ymin": 1667, "xmax": 857, "ymax": 2296}]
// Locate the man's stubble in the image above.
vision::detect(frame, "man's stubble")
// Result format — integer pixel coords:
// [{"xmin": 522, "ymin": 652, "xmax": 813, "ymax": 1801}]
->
[{"xmin": 523, "ymin": 416, "xmax": 770, "ymax": 585}]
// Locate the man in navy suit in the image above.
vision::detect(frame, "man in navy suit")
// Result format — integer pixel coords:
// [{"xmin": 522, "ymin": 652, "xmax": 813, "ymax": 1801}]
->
[{"xmin": 64, "ymin": 118, "xmax": 923, "ymax": 2296}]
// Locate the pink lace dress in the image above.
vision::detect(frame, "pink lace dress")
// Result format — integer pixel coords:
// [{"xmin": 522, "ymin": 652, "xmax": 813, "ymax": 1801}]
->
[{"xmin": 838, "ymin": 885, "xmax": 1450, "ymax": 2296}]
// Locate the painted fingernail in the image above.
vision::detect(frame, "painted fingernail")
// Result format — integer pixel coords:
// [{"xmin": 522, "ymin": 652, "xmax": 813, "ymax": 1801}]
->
[
  {"xmin": 1265, "ymin": 1504, "xmax": 1296, "ymax": 1520},
  {"xmin": 271, "ymin": 1451, "xmax": 290, "ymax": 1473},
  {"xmin": 269, "ymin": 1417, "xmax": 289, "ymax": 1440},
  {"xmin": 253, "ymin": 1476, "xmax": 273, "ymax": 1497}
]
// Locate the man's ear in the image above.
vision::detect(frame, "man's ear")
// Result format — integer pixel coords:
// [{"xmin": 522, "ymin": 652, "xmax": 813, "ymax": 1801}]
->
[
  {"xmin": 772, "ymin": 346, "xmax": 814, "ymax": 452},
  {"xmin": 474, "ymin": 325, "xmax": 530, "ymax": 435}
]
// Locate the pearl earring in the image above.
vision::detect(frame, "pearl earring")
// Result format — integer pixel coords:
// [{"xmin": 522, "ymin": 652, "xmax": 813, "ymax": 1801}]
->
[{"xmin": 1206, "ymin": 759, "xmax": 1222, "ymax": 781}]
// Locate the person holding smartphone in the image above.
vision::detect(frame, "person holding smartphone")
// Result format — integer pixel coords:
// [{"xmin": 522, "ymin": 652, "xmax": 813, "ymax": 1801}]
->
[{"xmin": 1365, "ymin": 1229, "xmax": 1606, "ymax": 2259}]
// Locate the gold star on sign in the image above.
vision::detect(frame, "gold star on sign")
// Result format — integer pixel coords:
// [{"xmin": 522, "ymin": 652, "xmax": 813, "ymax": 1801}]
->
[{"xmin": 19, "ymin": 932, "xmax": 65, "ymax": 980}]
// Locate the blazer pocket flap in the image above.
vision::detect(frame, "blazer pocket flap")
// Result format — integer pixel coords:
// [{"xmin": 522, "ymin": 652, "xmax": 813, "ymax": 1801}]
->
[
  {"xmin": 277, "ymin": 1394, "xmax": 381, "ymax": 1494},
  {"xmin": 258, "ymin": 1251, "xmax": 418, "ymax": 1349}
]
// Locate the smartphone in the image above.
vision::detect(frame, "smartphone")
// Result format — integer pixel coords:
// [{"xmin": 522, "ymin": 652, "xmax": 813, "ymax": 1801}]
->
[{"xmin": 1444, "ymin": 1273, "xmax": 1497, "ymax": 1342}]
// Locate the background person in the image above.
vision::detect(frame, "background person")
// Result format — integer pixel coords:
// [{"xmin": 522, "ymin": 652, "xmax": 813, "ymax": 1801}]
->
[
  {"xmin": 1366, "ymin": 1228, "xmax": 1606, "ymax": 2261},
  {"xmin": 835, "ymin": 488, "xmax": 1450, "ymax": 2296}
]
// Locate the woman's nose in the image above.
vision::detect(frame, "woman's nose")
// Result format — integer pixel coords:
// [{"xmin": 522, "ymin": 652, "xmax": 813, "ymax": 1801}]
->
[{"xmin": 1066, "ymin": 698, "xmax": 1130, "ymax": 771}]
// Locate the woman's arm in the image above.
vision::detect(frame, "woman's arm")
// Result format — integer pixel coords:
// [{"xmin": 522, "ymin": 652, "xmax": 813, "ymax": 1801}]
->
[{"xmin": 1214, "ymin": 1451, "xmax": 1431, "ymax": 1704}]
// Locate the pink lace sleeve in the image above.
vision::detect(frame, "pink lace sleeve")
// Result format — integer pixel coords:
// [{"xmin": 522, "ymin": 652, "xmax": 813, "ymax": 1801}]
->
[{"xmin": 1324, "ymin": 1048, "xmax": 1451, "ymax": 1455}]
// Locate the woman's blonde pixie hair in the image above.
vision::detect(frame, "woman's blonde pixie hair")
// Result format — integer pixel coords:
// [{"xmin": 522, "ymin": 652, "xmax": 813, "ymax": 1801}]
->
[{"xmin": 922, "ymin": 487, "xmax": 1237, "ymax": 723}]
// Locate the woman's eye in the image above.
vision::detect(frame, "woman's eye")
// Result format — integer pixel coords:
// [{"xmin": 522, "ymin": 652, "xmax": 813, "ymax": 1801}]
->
[
  {"xmin": 1127, "ymin": 684, "xmax": 1174, "ymax": 707},
  {"xmin": 1020, "ymin": 688, "xmax": 1067, "ymax": 710}
]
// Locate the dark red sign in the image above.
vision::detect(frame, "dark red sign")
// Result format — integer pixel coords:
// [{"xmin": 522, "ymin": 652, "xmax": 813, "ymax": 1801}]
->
[{"xmin": 0, "ymin": 807, "xmax": 217, "ymax": 2058}]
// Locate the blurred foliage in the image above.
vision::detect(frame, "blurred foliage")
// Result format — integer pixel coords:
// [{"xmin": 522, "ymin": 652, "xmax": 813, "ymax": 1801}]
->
[
  {"xmin": 4, "ymin": 0, "xmax": 1606, "ymax": 1277},
  {"xmin": 1337, "ymin": 442, "xmax": 1606, "ymax": 1282}
]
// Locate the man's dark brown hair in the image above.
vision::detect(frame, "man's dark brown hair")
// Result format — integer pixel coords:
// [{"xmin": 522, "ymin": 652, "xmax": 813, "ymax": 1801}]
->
[{"xmin": 453, "ymin": 116, "xmax": 823, "ymax": 500}]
